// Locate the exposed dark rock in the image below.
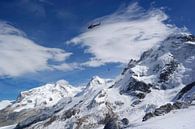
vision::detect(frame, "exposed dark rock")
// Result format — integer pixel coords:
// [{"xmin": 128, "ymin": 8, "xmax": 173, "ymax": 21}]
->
[
  {"xmin": 121, "ymin": 68, "xmax": 129, "ymax": 75},
  {"xmin": 172, "ymin": 101, "xmax": 189, "ymax": 109},
  {"xmin": 121, "ymin": 59, "xmax": 137, "ymax": 75},
  {"xmin": 154, "ymin": 103, "xmax": 173, "ymax": 116},
  {"xmin": 174, "ymin": 81, "xmax": 195, "ymax": 100},
  {"xmin": 159, "ymin": 60, "xmax": 178, "ymax": 83},
  {"xmin": 135, "ymin": 92, "xmax": 146, "ymax": 99},
  {"xmin": 126, "ymin": 78, "xmax": 152, "ymax": 93},
  {"xmin": 178, "ymin": 34, "xmax": 195, "ymax": 42},
  {"xmin": 103, "ymin": 118, "xmax": 119, "ymax": 129},
  {"xmin": 87, "ymin": 99, "xmax": 98, "ymax": 109},
  {"xmin": 142, "ymin": 112, "xmax": 154, "ymax": 121},
  {"xmin": 121, "ymin": 118, "xmax": 129, "ymax": 125},
  {"xmin": 131, "ymin": 100, "xmax": 141, "ymax": 106},
  {"xmin": 108, "ymin": 84, "xmax": 115, "ymax": 89},
  {"xmin": 61, "ymin": 108, "xmax": 79, "ymax": 121},
  {"xmin": 142, "ymin": 101, "xmax": 190, "ymax": 121},
  {"xmin": 49, "ymin": 98, "xmax": 53, "ymax": 101},
  {"xmin": 138, "ymin": 49, "xmax": 152, "ymax": 62},
  {"xmin": 43, "ymin": 115, "xmax": 58, "ymax": 127},
  {"xmin": 75, "ymin": 116, "xmax": 88, "ymax": 129},
  {"xmin": 115, "ymin": 101, "xmax": 124, "ymax": 106},
  {"xmin": 98, "ymin": 91, "xmax": 106, "ymax": 98}
]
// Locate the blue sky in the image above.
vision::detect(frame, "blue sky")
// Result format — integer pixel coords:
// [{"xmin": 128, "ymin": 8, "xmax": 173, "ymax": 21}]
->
[{"xmin": 0, "ymin": 0, "xmax": 195, "ymax": 100}]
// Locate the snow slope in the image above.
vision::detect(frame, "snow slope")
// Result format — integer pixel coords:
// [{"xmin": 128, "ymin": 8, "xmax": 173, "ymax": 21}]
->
[
  {"xmin": 130, "ymin": 106, "xmax": 195, "ymax": 129},
  {"xmin": 0, "ymin": 125, "xmax": 16, "ymax": 129},
  {"xmin": 0, "ymin": 100, "xmax": 12, "ymax": 110}
]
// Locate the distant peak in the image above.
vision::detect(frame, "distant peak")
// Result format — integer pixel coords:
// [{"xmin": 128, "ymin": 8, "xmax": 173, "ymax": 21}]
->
[
  {"xmin": 91, "ymin": 76, "xmax": 105, "ymax": 83},
  {"xmin": 56, "ymin": 80, "xmax": 70, "ymax": 86},
  {"xmin": 91, "ymin": 75, "xmax": 102, "ymax": 80}
]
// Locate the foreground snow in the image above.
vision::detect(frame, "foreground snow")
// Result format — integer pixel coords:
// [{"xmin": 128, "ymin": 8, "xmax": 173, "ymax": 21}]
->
[
  {"xmin": 1, "ymin": 106, "xmax": 195, "ymax": 129},
  {"xmin": 130, "ymin": 106, "xmax": 195, "ymax": 129},
  {"xmin": 0, "ymin": 125, "xmax": 16, "ymax": 129}
]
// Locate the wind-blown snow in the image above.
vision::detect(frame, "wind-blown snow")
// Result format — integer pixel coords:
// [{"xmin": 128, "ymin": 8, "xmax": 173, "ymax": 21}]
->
[{"xmin": 67, "ymin": 3, "xmax": 176, "ymax": 67}]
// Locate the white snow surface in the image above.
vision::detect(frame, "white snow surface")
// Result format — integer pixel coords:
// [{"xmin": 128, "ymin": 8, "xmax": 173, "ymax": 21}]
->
[
  {"xmin": 10, "ymin": 80, "xmax": 81, "ymax": 112},
  {"xmin": 0, "ymin": 100, "xmax": 12, "ymax": 110},
  {"xmin": 0, "ymin": 125, "xmax": 16, "ymax": 129},
  {"xmin": 129, "ymin": 106, "xmax": 195, "ymax": 129}
]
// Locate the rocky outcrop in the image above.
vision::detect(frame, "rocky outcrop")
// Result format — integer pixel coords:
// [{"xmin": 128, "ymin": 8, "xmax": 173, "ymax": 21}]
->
[
  {"xmin": 177, "ymin": 34, "xmax": 195, "ymax": 42},
  {"xmin": 174, "ymin": 81, "xmax": 195, "ymax": 102},
  {"xmin": 103, "ymin": 118, "xmax": 120, "ymax": 129},
  {"xmin": 121, "ymin": 118, "xmax": 129, "ymax": 126},
  {"xmin": 159, "ymin": 60, "xmax": 178, "ymax": 83},
  {"xmin": 143, "ymin": 81, "xmax": 195, "ymax": 122},
  {"xmin": 103, "ymin": 117, "xmax": 129, "ymax": 129},
  {"xmin": 126, "ymin": 78, "xmax": 152, "ymax": 93},
  {"xmin": 143, "ymin": 101, "xmax": 189, "ymax": 121}
]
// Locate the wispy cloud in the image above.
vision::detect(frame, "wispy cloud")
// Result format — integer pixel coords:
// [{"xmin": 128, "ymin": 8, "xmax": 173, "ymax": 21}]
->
[
  {"xmin": 18, "ymin": 0, "xmax": 47, "ymax": 17},
  {"xmin": 0, "ymin": 21, "xmax": 75, "ymax": 77},
  {"xmin": 67, "ymin": 3, "xmax": 176, "ymax": 67}
]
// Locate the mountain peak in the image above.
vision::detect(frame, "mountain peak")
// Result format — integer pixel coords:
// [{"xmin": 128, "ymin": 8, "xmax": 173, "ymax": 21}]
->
[
  {"xmin": 90, "ymin": 76, "xmax": 105, "ymax": 84},
  {"xmin": 56, "ymin": 79, "xmax": 70, "ymax": 85},
  {"xmin": 86, "ymin": 76, "xmax": 114, "ymax": 89},
  {"xmin": 9, "ymin": 80, "xmax": 80, "ymax": 112}
]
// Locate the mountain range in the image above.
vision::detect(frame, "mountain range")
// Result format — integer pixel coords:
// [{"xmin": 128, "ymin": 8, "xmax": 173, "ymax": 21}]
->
[{"xmin": 0, "ymin": 32, "xmax": 195, "ymax": 129}]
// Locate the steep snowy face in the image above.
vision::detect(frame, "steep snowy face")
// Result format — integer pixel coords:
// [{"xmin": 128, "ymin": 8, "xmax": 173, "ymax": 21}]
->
[
  {"xmin": 82, "ymin": 76, "xmax": 113, "ymax": 94},
  {"xmin": 87, "ymin": 76, "xmax": 107, "ymax": 87},
  {"xmin": 117, "ymin": 33, "xmax": 195, "ymax": 95},
  {"xmin": 10, "ymin": 80, "xmax": 81, "ymax": 112}
]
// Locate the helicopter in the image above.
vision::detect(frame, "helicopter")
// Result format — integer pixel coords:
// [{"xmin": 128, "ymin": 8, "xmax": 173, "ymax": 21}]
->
[{"xmin": 88, "ymin": 22, "xmax": 101, "ymax": 29}]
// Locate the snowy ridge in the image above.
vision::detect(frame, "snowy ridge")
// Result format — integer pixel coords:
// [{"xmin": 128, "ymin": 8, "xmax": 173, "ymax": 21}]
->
[
  {"xmin": 118, "ymin": 33, "xmax": 195, "ymax": 91},
  {"xmin": 11, "ymin": 80, "xmax": 81, "ymax": 112}
]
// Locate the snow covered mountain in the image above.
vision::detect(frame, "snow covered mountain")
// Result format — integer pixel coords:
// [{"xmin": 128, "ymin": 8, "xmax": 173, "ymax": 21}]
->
[
  {"xmin": 0, "ymin": 80, "xmax": 81, "ymax": 127},
  {"xmin": 0, "ymin": 33, "xmax": 195, "ymax": 129},
  {"xmin": 11, "ymin": 80, "xmax": 81, "ymax": 112}
]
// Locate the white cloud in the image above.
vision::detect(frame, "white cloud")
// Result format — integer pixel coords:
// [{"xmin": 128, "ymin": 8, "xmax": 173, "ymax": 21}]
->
[
  {"xmin": 0, "ymin": 21, "xmax": 74, "ymax": 77},
  {"xmin": 51, "ymin": 63, "xmax": 80, "ymax": 71},
  {"xmin": 67, "ymin": 3, "xmax": 176, "ymax": 67}
]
